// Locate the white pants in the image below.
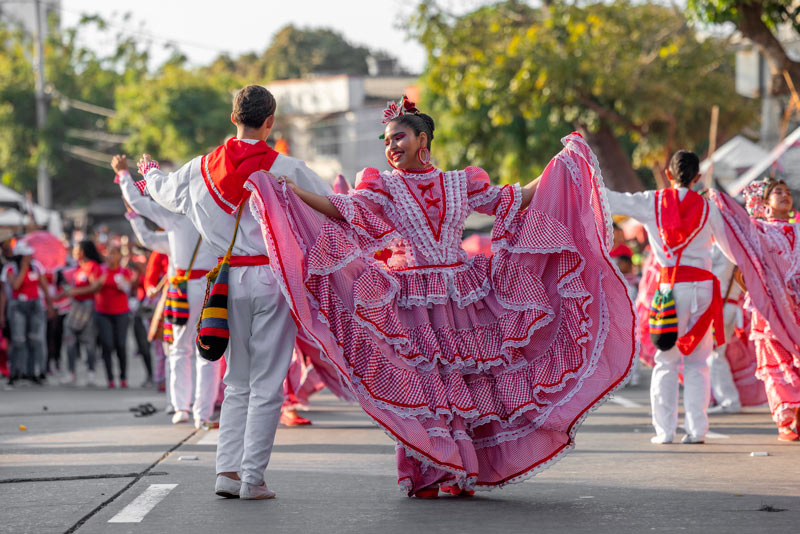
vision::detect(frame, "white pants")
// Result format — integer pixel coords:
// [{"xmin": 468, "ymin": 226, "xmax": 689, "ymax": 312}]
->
[
  {"xmin": 707, "ymin": 303, "xmax": 742, "ymax": 409},
  {"xmin": 651, "ymin": 280, "xmax": 713, "ymax": 440},
  {"xmin": 169, "ymin": 278, "xmax": 221, "ymax": 422},
  {"xmin": 215, "ymin": 264, "xmax": 296, "ymax": 486}
]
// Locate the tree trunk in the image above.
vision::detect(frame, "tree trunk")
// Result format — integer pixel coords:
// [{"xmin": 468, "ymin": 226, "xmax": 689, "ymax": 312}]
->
[
  {"xmin": 736, "ymin": 1, "xmax": 800, "ymax": 96},
  {"xmin": 579, "ymin": 121, "xmax": 644, "ymax": 192}
]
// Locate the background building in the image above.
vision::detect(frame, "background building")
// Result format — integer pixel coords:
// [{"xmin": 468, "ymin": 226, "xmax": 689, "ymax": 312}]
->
[
  {"xmin": 0, "ymin": 0, "xmax": 60, "ymax": 36},
  {"xmin": 268, "ymin": 75, "xmax": 417, "ymax": 184}
]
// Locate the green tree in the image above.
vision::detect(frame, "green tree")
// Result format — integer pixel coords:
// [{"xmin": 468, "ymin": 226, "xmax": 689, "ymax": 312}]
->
[
  {"xmin": 688, "ymin": 1, "xmax": 800, "ymax": 94},
  {"xmin": 412, "ymin": 1, "xmax": 756, "ymax": 191},
  {"xmin": 0, "ymin": 24, "xmax": 37, "ymax": 194},
  {"xmin": 216, "ymin": 25, "xmax": 374, "ymax": 82},
  {"xmin": 0, "ymin": 14, "xmax": 149, "ymax": 206},
  {"xmin": 112, "ymin": 63, "xmax": 235, "ymax": 163}
]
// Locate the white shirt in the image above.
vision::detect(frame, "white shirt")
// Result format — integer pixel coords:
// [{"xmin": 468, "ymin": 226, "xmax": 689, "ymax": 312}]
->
[
  {"xmin": 127, "ymin": 215, "xmax": 170, "ymax": 255},
  {"xmin": 712, "ymin": 243, "xmax": 742, "ymax": 301},
  {"xmin": 605, "ymin": 187, "xmax": 736, "ymax": 271},
  {"xmin": 144, "ymin": 141, "xmax": 332, "ymax": 257},
  {"xmin": 118, "ymin": 171, "xmax": 216, "ymax": 275}
]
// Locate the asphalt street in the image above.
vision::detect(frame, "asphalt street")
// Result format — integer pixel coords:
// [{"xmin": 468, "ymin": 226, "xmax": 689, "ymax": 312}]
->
[{"xmin": 1, "ymin": 367, "xmax": 798, "ymax": 534}]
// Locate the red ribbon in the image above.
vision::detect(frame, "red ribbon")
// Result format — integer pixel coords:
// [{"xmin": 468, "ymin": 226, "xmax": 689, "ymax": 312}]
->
[{"xmin": 219, "ymin": 255, "xmax": 270, "ymax": 267}]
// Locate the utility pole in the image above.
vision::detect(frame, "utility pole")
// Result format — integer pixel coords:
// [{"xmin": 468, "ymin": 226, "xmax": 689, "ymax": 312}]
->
[{"xmin": 33, "ymin": 0, "xmax": 51, "ymax": 209}]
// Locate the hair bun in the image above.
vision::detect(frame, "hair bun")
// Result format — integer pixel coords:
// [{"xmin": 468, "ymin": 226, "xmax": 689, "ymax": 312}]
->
[{"xmin": 417, "ymin": 113, "xmax": 435, "ymax": 137}]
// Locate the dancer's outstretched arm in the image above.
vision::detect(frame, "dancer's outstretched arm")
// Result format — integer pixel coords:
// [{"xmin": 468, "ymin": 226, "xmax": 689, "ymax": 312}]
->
[
  {"xmin": 520, "ymin": 175, "xmax": 542, "ymax": 210},
  {"xmin": 281, "ymin": 178, "xmax": 344, "ymax": 220}
]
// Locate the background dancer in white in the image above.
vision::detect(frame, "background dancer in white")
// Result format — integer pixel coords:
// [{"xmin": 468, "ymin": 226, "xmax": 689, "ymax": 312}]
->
[
  {"xmin": 111, "ymin": 156, "xmax": 221, "ymax": 428},
  {"xmin": 606, "ymin": 151, "xmax": 736, "ymax": 445}
]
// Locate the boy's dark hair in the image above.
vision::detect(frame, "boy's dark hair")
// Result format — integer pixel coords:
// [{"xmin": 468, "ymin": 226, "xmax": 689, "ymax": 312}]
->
[
  {"xmin": 668, "ymin": 150, "xmax": 700, "ymax": 188},
  {"xmin": 390, "ymin": 113, "xmax": 435, "ymax": 149},
  {"xmin": 232, "ymin": 85, "xmax": 276, "ymax": 129}
]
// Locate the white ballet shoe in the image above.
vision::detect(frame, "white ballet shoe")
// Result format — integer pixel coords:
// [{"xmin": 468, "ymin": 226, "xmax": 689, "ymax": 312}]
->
[
  {"xmin": 194, "ymin": 419, "xmax": 219, "ymax": 430},
  {"xmin": 681, "ymin": 434, "xmax": 705, "ymax": 444},
  {"xmin": 240, "ymin": 482, "xmax": 276, "ymax": 500},
  {"xmin": 707, "ymin": 403, "xmax": 741, "ymax": 415},
  {"xmin": 215, "ymin": 475, "xmax": 241, "ymax": 498},
  {"xmin": 650, "ymin": 434, "xmax": 673, "ymax": 444},
  {"xmin": 171, "ymin": 410, "xmax": 190, "ymax": 424}
]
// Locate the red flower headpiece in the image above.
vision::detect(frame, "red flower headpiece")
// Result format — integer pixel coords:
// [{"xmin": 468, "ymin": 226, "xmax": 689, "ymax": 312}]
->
[
  {"xmin": 744, "ymin": 180, "xmax": 768, "ymax": 218},
  {"xmin": 381, "ymin": 95, "xmax": 419, "ymax": 125}
]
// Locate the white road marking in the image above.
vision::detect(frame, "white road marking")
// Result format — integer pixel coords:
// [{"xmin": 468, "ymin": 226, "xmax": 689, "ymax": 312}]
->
[
  {"xmin": 608, "ymin": 395, "xmax": 644, "ymax": 408},
  {"xmin": 197, "ymin": 430, "xmax": 218, "ymax": 445},
  {"xmin": 705, "ymin": 431, "xmax": 729, "ymax": 439},
  {"xmin": 108, "ymin": 484, "xmax": 177, "ymax": 523}
]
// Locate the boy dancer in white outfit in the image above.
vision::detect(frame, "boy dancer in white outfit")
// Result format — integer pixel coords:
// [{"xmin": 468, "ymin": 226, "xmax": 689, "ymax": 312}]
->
[
  {"xmin": 605, "ymin": 151, "xmax": 736, "ymax": 444},
  {"xmin": 707, "ymin": 244, "xmax": 743, "ymax": 414},
  {"xmin": 125, "ymin": 210, "xmax": 173, "ymax": 409},
  {"xmin": 111, "ymin": 158, "xmax": 221, "ymax": 428},
  {"xmin": 132, "ymin": 85, "xmax": 331, "ymax": 499}
]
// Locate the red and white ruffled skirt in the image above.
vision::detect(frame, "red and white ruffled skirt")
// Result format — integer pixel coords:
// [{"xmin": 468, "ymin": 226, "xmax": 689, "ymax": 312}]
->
[{"xmin": 246, "ymin": 136, "xmax": 636, "ymax": 493}]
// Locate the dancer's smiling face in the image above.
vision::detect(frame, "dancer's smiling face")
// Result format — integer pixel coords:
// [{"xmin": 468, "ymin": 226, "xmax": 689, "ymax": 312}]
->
[
  {"xmin": 384, "ymin": 122, "xmax": 428, "ymax": 170},
  {"xmin": 767, "ymin": 183, "xmax": 793, "ymax": 218}
]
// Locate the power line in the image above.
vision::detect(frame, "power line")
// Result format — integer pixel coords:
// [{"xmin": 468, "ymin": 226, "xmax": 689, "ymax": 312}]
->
[
  {"xmin": 46, "ymin": 84, "xmax": 116, "ymax": 117},
  {"xmin": 65, "ymin": 128, "xmax": 127, "ymax": 144},
  {"xmin": 54, "ymin": 4, "xmax": 231, "ymax": 55},
  {"xmin": 62, "ymin": 143, "xmax": 115, "ymax": 167}
]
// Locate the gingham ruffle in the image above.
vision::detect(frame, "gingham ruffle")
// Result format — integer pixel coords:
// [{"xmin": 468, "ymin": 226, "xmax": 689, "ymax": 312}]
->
[
  {"xmin": 137, "ymin": 159, "xmax": 160, "ymax": 177},
  {"xmin": 298, "ymin": 182, "xmax": 600, "ymax": 427},
  {"xmin": 133, "ymin": 179, "xmax": 149, "ymax": 196}
]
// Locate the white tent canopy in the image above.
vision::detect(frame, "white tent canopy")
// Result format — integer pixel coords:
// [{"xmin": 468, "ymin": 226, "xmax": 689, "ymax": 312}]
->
[
  {"xmin": 699, "ymin": 135, "xmax": 771, "ymax": 193},
  {"xmin": 726, "ymin": 126, "xmax": 800, "ymax": 195},
  {"xmin": 0, "ymin": 183, "xmax": 62, "ymax": 236}
]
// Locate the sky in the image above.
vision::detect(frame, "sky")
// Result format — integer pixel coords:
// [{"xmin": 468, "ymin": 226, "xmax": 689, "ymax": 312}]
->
[{"xmin": 57, "ymin": 0, "xmax": 488, "ymax": 74}]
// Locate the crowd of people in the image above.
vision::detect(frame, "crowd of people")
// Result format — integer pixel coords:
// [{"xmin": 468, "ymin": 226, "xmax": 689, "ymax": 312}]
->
[
  {"xmin": 4, "ymin": 84, "xmax": 799, "ymax": 502},
  {"xmin": 0, "ymin": 223, "xmax": 321, "ymax": 431},
  {"xmin": 0, "ymin": 227, "xmax": 169, "ymax": 391}
]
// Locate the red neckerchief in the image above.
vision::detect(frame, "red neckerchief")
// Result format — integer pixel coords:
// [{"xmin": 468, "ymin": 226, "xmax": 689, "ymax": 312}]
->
[
  {"xmin": 200, "ymin": 137, "xmax": 279, "ymax": 214},
  {"xmin": 655, "ymin": 188, "xmax": 708, "ymax": 259}
]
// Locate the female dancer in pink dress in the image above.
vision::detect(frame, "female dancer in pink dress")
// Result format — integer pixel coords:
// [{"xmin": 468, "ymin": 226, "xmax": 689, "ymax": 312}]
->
[
  {"xmin": 711, "ymin": 180, "xmax": 800, "ymax": 441},
  {"xmin": 244, "ymin": 97, "xmax": 636, "ymax": 497}
]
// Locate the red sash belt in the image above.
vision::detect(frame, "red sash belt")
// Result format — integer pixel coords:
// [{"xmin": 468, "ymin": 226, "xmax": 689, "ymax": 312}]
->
[
  {"xmin": 221, "ymin": 255, "xmax": 270, "ymax": 267},
  {"xmin": 175, "ymin": 269, "xmax": 209, "ymax": 280},
  {"xmin": 659, "ymin": 265, "xmax": 724, "ymax": 354},
  {"xmin": 724, "ymin": 298, "xmax": 740, "ymax": 306}
]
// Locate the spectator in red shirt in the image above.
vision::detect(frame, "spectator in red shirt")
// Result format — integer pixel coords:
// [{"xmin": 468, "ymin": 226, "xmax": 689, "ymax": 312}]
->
[
  {"xmin": 1, "ymin": 241, "xmax": 54, "ymax": 385},
  {"xmin": 126, "ymin": 251, "xmax": 155, "ymax": 387},
  {"xmin": 45, "ymin": 266, "xmax": 71, "ymax": 376},
  {"xmin": 61, "ymin": 240, "xmax": 104, "ymax": 386},
  {"xmin": 143, "ymin": 251, "xmax": 169, "ymax": 391},
  {"xmin": 95, "ymin": 245, "xmax": 133, "ymax": 388}
]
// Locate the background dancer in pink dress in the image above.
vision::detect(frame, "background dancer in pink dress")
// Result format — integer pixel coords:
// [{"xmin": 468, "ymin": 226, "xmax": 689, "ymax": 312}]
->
[
  {"xmin": 731, "ymin": 180, "xmax": 800, "ymax": 441},
  {"xmin": 250, "ymin": 96, "xmax": 636, "ymax": 498}
]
